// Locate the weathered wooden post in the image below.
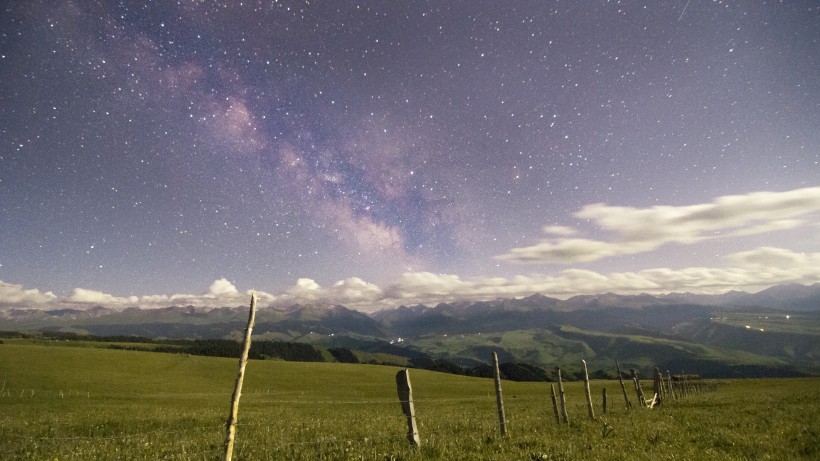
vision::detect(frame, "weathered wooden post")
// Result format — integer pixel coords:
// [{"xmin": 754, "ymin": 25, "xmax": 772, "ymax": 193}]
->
[
  {"xmin": 653, "ymin": 367, "xmax": 663, "ymax": 406},
  {"xmin": 556, "ymin": 367, "xmax": 569, "ymax": 423},
  {"xmin": 630, "ymin": 369, "xmax": 645, "ymax": 407},
  {"xmin": 549, "ymin": 384, "xmax": 561, "ymax": 424},
  {"xmin": 637, "ymin": 378, "xmax": 647, "ymax": 406},
  {"xmin": 659, "ymin": 368, "xmax": 669, "ymax": 400},
  {"xmin": 602, "ymin": 388, "xmax": 608, "ymax": 415},
  {"xmin": 222, "ymin": 292, "xmax": 257, "ymax": 461},
  {"xmin": 615, "ymin": 359, "xmax": 632, "ymax": 409},
  {"xmin": 582, "ymin": 359, "xmax": 596, "ymax": 420},
  {"xmin": 666, "ymin": 371, "xmax": 676, "ymax": 400},
  {"xmin": 492, "ymin": 352, "xmax": 508, "ymax": 436},
  {"xmin": 396, "ymin": 369, "xmax": 421, "ymax": 447}
]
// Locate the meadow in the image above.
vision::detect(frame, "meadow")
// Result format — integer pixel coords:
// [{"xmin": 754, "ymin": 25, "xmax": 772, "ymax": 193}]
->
[{"xmin": 1, "ymin": 340, "xmax": 818, "ymax": 460}]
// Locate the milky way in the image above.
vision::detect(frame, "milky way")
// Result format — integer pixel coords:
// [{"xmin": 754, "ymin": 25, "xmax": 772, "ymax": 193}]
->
[{"xmin": 1, "ymin": 1, "xmax": 819, "ymax": 311}]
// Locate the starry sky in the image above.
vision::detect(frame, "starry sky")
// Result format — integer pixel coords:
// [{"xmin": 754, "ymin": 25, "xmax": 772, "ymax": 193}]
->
[{"xmin": 1, "ymin": 1, "xmax": 819, "ymax": 312}]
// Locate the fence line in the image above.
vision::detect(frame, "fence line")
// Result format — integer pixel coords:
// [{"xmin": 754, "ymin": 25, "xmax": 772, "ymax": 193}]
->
[
  {"xmin": 0, "ymin": 381, "xmax": 717, "ymax": 460},
  {"xmin": 9, "ymin": 393, "xmax": 689, "ymax": 442},
  {"xmin": 3, "ymin": 349, "xmax": 717, "ymax": 459}
]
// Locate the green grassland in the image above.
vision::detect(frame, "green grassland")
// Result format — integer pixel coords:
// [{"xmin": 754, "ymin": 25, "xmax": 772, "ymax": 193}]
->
[
  {"xmin": 403, "ymin": 326, "xmax": 793, "ymax": 377},
  {"xmin": 1, "ymin": 340, "xmax": 818, "ymax": 460},
  {"xmin": 713, "ymin": 311, "xmax": 820, "ymax": 335}
]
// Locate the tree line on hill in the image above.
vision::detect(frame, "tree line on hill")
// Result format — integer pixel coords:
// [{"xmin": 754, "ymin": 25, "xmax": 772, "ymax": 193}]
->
[{"xmin": 0, "ymin": 330, "xmax": 586, "ymax": 382}]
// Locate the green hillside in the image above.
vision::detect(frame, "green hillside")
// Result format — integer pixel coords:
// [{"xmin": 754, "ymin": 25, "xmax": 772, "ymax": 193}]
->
[
  {"xmin": 1, "ymin": 340, "xmax": 819, "ymax": 460},
  {"xmin": 403, "ymin": 326, "xmax": 803, "ymax": 378}
]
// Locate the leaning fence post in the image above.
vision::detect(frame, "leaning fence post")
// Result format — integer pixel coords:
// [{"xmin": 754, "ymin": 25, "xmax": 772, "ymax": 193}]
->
[
  {"xmin": 549, "ymin": 384, "xmax": 561, "ymax": 424},
  {"xmin": 615, "ymin": 359, "xmax": 632, "ymax": 409},
  {"xmin": 396, "ymin": 369, "xmax": 421, "ymax": 447},
  {"xmin": 602, "ymin": 388, "xmax": 607, "ymax": 415},
  {"xmin": 630, "ymin": 369, "xmax": 645, "ymax": 407},
  {"xmin": 492, "ymin": 352, "xmax": 508, "ymax": 437},
  {"xmin": 222, "ymin": 292, "xmax": 257, "ymax": 461},
  {"xmin": 636, "ymin": 375, "xmax": 647, "ymax": 406},
  {"xmin": 582, "ymin": 359, "xmax": 595, "ymax": 420},
  {"xmin": 556, "ymin": 367, "xmax": 569, "ymax": 423}
]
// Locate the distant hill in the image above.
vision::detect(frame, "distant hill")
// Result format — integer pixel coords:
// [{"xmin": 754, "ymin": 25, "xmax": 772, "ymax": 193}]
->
[
  {"xmin": 663, "ymin": 283, "xmax": 820, "ymax": 311},
  {"xmin": 1, "ymin": 283, "xmax": 819, "ymax": 378}
]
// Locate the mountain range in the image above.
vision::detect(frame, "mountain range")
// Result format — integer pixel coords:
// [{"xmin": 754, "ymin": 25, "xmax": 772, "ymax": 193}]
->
[{"xmin": 2, "ymin": 283, "xmax": 818, "ymax": 378}]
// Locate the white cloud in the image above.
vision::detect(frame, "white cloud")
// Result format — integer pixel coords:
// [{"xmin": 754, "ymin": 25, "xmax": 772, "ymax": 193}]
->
[
  {"xmin": 281, "ymin": 278, "xmax": 322, "ymax": 304},
  {"xmin": 497, "ymin": 238, "xmax": 654, "ymax": 264},
  {"xmin": 498, "ymin": 187, "xmax": 820, "ymax": 264},
  {"xmin": 268, "ymin": 277, "xmax": 384, "ymax": 307},
  {"xmin": 57, "ymin": 279, "xmax": 256, "ymax": 310},
  {"xmin": 328, "ymin": 277, "xmax": 383, "ymax": 303},
  {"xmin": 0, "ymin": 280, "xmax": 58, "ymax": 308},
  {"xmin": 66, "ymin": 288, "xmax": 138, "ymax": 307},
  {"xmin": 207, "ymin": 278, "xmax": 239, "ymax": 296},
  {"xmin": 367, "ymin": 247, "xmax": 820, "ymax": 308},
  {"xmin": 3, "ymin": 246, "xmax": 820, "ymax": 312}
]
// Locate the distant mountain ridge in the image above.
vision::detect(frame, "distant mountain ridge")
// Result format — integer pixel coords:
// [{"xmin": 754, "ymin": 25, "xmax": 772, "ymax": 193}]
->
[
  {"xmin": 1, "ymin": 283, "xmax": 818, "ymax": 378},
  {"xmin": 661, "ymin": 283, "xmax": 820, "ymax": 311}
]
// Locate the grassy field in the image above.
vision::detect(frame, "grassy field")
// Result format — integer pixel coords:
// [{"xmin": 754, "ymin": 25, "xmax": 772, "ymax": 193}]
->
[{"xmin": 1, "ymin": 340, "xmax": 818, "ymax": 460}]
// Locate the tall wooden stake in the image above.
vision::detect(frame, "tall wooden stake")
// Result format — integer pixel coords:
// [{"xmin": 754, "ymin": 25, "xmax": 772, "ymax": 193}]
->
[
  {"xmin": 653, "ymin": 367, "xmax": 663, "ymax": 406},
  {"xmin": 396, "ymin": 369, "xmax": 421, "ymax": 447},
  {"xmin": 222, "ymin": 293, "xmax": 257, "ymax": 461},
  {"xmin": 630, "ymin": 369, "xmax": 645, "ymax": 407},
  {"xmin": 666, "ymin": 371, "xmax": 676, "ymax": 400},
  {"xmin": 602, "ymin": 388, "xmax": 607, "ymax": 415},
  {"xmin": 492, "ymin": 352, "xmax": 508, "ymax": 436},
  {"xmin": 582, "ymin": 359, "xmax": 595, "ymax": 420},
  {"xmin": 556, "ymin": 367, "xmax": 569, "ymax": 423},
  {"xmin": 615, "ymin": 359, "xmax": 632, "ymax": 409},
  {"xmin": 549, "ymin": 384, "xmax": 561, "ymax": 424}
]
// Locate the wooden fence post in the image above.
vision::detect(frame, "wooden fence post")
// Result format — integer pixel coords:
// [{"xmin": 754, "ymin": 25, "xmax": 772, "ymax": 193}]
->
[
  {"xmin": 602, "ymin": 388, "xmax": 607, "ymax": 415},
  {"xmin": 222, "ymin": 293, "xmax": 257, "ymax": 461},
  {"xmin": 556, "ymin": 367, "xmax": 569, "ymax": 423},
  {"xmin": 492, "ymin": 352, "xmax": 508, "ymax": 437},
  {"xmin": 630, "ymin": 369, "xmax": 645, "ymax": 407},
  {"xmin": 582, "ymin": 359, "xmax": 595, "ymax": 420},
  {"xmin": 615, "ymin": 359, "xmax": 632, "ymax": 409},
  {"xmin": 653, "ymin": 367, "xmax": 663, "ymax": 406},
  {"xmin": 396, "ymin": 369, "xmax": 421, "ymax": 447},
  {"xmin": 549, "ymin": 384, "xmax": 561, "ymax": 424},
  {"xmin": 666, "ymin": 371, "xmax": 676, "ymax": 400}
]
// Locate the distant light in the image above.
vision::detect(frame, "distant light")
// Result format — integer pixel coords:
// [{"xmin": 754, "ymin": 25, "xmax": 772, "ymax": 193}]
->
[{"xmin": 745, "ymin": 325, "xmax": 751, "ymax": 329}]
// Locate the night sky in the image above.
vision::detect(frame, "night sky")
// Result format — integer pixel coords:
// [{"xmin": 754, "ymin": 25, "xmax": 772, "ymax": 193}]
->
[{"xmin": 2, "ymin": 1, "xmax": 819, "ymax": 311}]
